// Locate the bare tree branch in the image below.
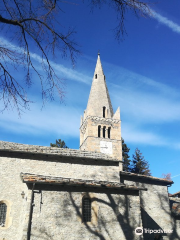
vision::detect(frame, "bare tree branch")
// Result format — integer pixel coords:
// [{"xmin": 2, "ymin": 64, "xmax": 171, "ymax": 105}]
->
[
  {"xmin": 0, "ymin": 0, "xmax": 80, "ymax": 113},
  {"xmin": 89, "ymin": 0, "xmax": 151, "ymax": 40},
  {"xmin": 0, "ymin": 0, "xmax": 151, "ymax": 113}
]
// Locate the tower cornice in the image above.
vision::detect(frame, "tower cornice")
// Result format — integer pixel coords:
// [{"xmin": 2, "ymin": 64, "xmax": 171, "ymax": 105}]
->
[{"xmin": 80, "ymin": 115, "xmax": 121, "ymax": 130}]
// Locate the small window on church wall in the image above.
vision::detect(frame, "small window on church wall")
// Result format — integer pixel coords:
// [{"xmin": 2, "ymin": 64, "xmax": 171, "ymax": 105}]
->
[
  {"xmin": 103, "ymin": 106, "xmax": 106, "ymax": 118},
  {"xmin": 98, "ymin": 125, "xmax": 101, "ymax": 138},
  {"xmin": 95, "ymin": 74, "xmax": 97, "ymax": 79},
  {"xmin": 0, "ymin": 203, "xmax": 7, "ymax": 227},
  {"xmin": 82, "ymin": 198, "xmax": 91, "ymax": 222},
  {"xmin": 103, "ymin": 126, "xmax": 106, "ymax": 138},
  {"xmin": 108, "ymin": 127, "xmax": 111, "ymax": 139}
]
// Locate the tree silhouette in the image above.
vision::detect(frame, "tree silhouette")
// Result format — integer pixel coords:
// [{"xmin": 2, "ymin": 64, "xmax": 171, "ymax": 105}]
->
[
  {"xmin": 122, "ymin": 138, "xmax": 131, "ymax": 172},
  {"xmin": 50, "ymin": 139, "xmax": 68, "ymax": 148},
  {"xmin": 131, "ymin": 148, "xmax": 151, "ymax": 176}
]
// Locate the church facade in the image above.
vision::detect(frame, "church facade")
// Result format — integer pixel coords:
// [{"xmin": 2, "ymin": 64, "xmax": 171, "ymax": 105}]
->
[{"xmin": 0, "ymin": 54, "xmax": 180, "ymax": 240}]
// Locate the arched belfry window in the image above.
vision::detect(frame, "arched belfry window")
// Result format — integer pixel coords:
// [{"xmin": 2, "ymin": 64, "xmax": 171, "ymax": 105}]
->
[
  {"xmin": 95, "ymin": 74, "xmax": 97, "ymax": 79},
  {"xmin": 103, "ymin": 106, "xmax": 106, "ymax": 118},
  {"xmin": 82, "ymin": 197, "xmax": 91, "ymax": 222},
  {"xmin": 98, "ymin": 125, "xmax": 101, "ymax": 138},
  {"xmin": 0, "ymin": 203, "xmax": 7, "ymax": 227},
  {"xmin": 103, "ymin": 126, "xmax": 106, "ymax": 138},
  {"xmin": 108, "ymin": 127, "xmax": 111, "ymax": 139}
]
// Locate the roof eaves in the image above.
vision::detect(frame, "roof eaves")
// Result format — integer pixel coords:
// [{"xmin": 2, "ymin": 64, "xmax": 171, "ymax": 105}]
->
[
  {"xmin": 120, "ymin": 171, "xmax": 174, "ymax": 185},
  {"xmin": 170, "ymin": 191, "xmax": 180, "ymax": 197},
  {"xmin": 0, "ymin": 141, "xmax": 121, "ymax": 163},
  {"xmin": 21, "ymin": 173, "xmax": 147, "ymax": 191}
]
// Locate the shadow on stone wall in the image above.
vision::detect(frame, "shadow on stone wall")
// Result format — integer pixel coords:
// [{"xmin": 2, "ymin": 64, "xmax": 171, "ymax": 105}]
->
[
  {"xmin": 156, "ymin": 191, "xmax": 179, "ymax": 240},
  {"xmin": 27, "ymin": 184, "xmax": 140, "ymax": 240},
  {"xmin": 140, "ymin": 188, "xmax": 179, "ymax": 240},
  {"xmin": 29, "ymin": 190, "xmax": 54, "ymax": 240},
  {"xmin": 26, "ymin": 180, "xmax": 180, "ymax": 240},
  {"xmin": 68, "ymin": 191, "xmax": 136, "ymax": 240},
  {"xmin": 140, "ymin": 207, "xmax": 164, "ymax": 240}
]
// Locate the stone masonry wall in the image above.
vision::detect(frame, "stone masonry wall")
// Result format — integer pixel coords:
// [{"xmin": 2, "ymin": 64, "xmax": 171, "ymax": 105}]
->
[
  {"xmin": 80, "ymin": 117, "xmax": 122, "ymax": 162},
  {"xmin": 29, "ymin": 190, "xmax": 142, "ymax": 240},
  {"xmin": 80, "ymin": 137, "xmax": 122, "ymax": 166},
  {"xmin": 169, "ymin": 197, "xmax": 180, "ymax": 239},
  {"xmin": 0, "ymin": 156, "xmax": 120, "ymax": 240},
  {"xmin": 80, "ymin": 117, "xmax": 121, "ymax": 144},
  {"xmin": 122, "ymin": 177, "xmax": 179, "ymax": 240}
]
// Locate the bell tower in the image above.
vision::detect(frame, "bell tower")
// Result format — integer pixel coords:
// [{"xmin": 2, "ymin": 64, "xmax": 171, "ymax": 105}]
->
[{"xmin": 80, "ymin": 53, "xmax": 122, "ymax": 164}]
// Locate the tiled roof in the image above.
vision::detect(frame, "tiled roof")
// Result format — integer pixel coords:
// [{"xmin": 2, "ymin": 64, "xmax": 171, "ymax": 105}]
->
[
  {"xmin": 0, "ymin": 141, "xmax": 119, "ymax": 162},
  {"xmin": 21, "ymin": 173, "xmax": 147, "ymax": 191},
  {"xmin": 120, "ymin": 171, "xmax": 174, "ymax": 185},
  {"xmin": 170, "ymin": 191, "xmax": 180, "ymax": 197},
  {"xmin": 171, "ymin": 202, "xmax": 180, "ymax": 217}
]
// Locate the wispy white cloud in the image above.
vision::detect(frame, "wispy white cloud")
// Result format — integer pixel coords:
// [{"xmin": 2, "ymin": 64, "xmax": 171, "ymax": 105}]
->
[
  {"xmin": 1, "ymin": 36, "xmax": 180, "ymax": 150},
  {"xmin": 108, "ymin": 64, "xmax": 179, "ymax": 98},
  {"xmin": 0, "ymin": 102, "xmax": 81, "ymax": 138},
  {"xmin": 51, "ymin": 61, "xmax": 91, "ymax": 85},
  {"xmin": 149, "ymin": 8, "xmax": 180, "ymax": 34},
  {"xmin": 171, "ymin": 173, "xmax": 180, "ymax": 179},
  {"xmin": 121, "ymin": 122, "xmax": 180, "ymax": 150},
  {"xmin": 0, "ymin": 36, "xmax": 90, "ymax": 140},
  {"xmin": 173, "ymin": 142, "xmax": 180, "ymax": 150},
  {"xmin": 0, "ymin": 37, "xmax": 91, "ymax": 85},
  {"xmin": 105, "ymin": 62, "xmax": 180, "ymax": 149},
  {"xmin": 111, "ymin": 77, "xmax": 180, "ymax": 124},
  {"xmin": 122, "ymin": 123, "xmax": 168, "ymax": 146}
]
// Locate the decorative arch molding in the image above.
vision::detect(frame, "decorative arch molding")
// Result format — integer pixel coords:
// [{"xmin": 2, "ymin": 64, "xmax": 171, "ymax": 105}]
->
[{"xmin": 0, "ymin": 200, "xmax": 12, "ymax": 230}]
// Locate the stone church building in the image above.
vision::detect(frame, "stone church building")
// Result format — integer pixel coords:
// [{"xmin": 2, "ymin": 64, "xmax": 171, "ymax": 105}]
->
[{"xmin": 0, "ymin": 54, "xmax": 180, "ymax": 240}]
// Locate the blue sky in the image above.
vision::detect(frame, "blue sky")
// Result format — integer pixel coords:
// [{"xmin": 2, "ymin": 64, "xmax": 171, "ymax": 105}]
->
[{"xmin": 0, "ymin": 0, "xmax": 180, "ymax": 193}]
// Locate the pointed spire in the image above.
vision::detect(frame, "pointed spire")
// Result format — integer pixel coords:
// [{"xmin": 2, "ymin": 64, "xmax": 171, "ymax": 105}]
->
[
  {"xmin": 85, "ymin": 54, "xmax": 114, "ymax": 118},
  {"xmin": 94, "ymin": 52, "xmax": 104, "ymax": 76}
]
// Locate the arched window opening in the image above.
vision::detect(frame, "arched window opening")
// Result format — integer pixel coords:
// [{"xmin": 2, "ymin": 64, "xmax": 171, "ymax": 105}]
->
[
  {"xmin": 95, "ymin": 74, "xmax": 97, "ymax": 79},
  {"xmin": 103, "ymin": 126, "xmax": 106, "ymax": 138},
  {"xmin": 98, "ymin": 125, "xmax": 101, "ymax": 138},
  {"xmin": 103, "ymin": 106, "xmax": 106, "ymax": 118},
  {"xmin": 82, "ymin": 198, "xmax": 91, "ymax": 222},
  {"xmin": 108, "ymin": 127, "xmax": 111, "ymax": 139},
  {"xmin": 0, "ymin": 203, "xmax": 7, "ymax": 227}
]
